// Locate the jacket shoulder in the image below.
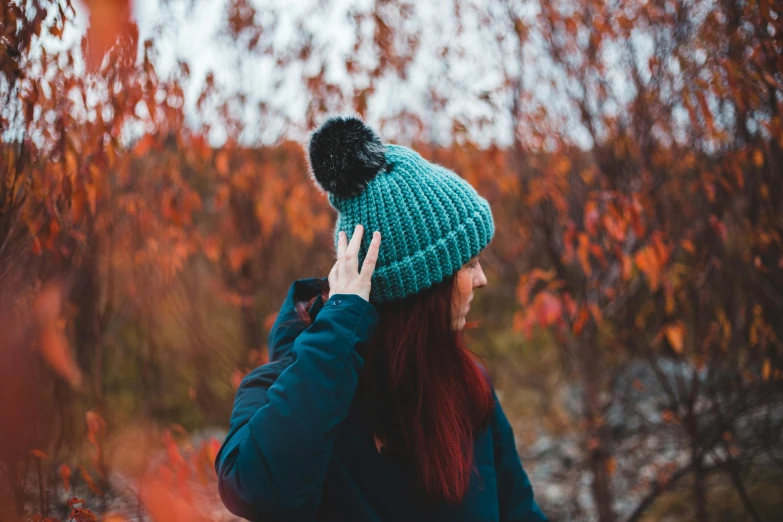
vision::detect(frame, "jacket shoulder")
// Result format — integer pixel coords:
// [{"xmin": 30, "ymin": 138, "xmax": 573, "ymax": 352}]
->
[
  {"xmin": 239, "ymin": 356, "xmax": 294, "ymax": 390},
  {"xmin": 230, "ymin": 356, "xmax": 294, "ymax": 424}
]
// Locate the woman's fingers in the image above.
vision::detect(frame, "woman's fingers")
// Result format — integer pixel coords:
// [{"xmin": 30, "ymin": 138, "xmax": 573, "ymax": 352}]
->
[
  {"xmin": 337, "ymin": 230, "xmax": 347, "ymax": 284},
  {"xmin": 332, "ymin": 225, "xmax": 379, "ymax": 301},
  {"xmin": 360, "ymin": 231, "xmax": 381, "ymax": 282},
  {"xmin": 345, "ymin": 224, "xmax": 363, "ymax": 276},
  {"xmin": 328, "ymin": 258, "xmax": 338, "ymax": 288}
]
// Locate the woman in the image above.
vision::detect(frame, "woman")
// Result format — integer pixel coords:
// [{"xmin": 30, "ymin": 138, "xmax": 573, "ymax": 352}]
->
[{"xmin": 215, "ymin": 116, "xmax": 547, "ymax": 521}]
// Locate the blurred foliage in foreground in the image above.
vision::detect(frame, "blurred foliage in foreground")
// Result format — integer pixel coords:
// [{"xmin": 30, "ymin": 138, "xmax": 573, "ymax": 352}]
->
[{"xmin": 1, "ymin": 0, "xmax": 783, "ymax": 520}]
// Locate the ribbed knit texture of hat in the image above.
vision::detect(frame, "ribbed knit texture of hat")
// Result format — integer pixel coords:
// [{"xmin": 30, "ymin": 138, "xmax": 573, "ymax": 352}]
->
[{"xmin": 326, "ymin": 143, "xmax": 495, "ymax": 303}]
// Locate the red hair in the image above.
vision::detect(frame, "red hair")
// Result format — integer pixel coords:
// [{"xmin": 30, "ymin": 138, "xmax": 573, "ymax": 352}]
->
[{"xmin": 296, "ymin": 275, "xmax": 494, "ymax": 504}]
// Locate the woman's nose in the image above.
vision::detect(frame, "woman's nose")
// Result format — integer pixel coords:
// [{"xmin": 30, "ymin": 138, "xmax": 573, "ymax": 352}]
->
[{"xmin": 474, "ymin": 265, "xmax": 487, "ymax": 288}]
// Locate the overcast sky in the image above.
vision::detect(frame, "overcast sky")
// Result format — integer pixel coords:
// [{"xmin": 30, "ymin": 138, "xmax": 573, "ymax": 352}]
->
[{"xmin": 52, "ymin": 0, "xmax": 598, "ymax": 149}]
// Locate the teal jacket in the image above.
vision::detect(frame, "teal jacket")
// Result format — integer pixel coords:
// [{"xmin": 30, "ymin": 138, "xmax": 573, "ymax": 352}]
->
[{"xmin": 215, "ymin": 278, "xmax": 547, "ymax": 522}]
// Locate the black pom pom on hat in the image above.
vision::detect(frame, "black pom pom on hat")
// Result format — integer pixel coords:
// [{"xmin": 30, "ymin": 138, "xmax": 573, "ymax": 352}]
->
[{"xmin": 307, "ymin": 116, "xmax": 386, "ymax": 199}]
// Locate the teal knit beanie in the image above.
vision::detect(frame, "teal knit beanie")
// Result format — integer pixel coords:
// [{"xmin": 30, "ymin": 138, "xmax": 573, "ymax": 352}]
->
[{"xmin": 307, "ymin": 116, "xmax": 495, "ymax": 303}]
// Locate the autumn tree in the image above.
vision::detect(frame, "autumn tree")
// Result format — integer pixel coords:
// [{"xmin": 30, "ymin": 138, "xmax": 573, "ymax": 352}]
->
[{"xmin": 471, "ymin": 0, "xmax": 783, "ymax": 520}]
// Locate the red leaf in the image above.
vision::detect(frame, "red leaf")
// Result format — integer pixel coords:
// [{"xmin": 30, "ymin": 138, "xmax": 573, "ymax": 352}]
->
[
  {"xmin": 680, "ymin": 239, "xmax": 696, "ymax": 255},
  {"xmin": 709, "ymin": 215, "xmax": 728, "ymax": 243},
  {"xmin": 67, "ymin": 497, "xmax": 86, "ymax": 509},
  {"xmin": 634, "ymin": 245, "xmax": 661, "ymax": 291},
  {"xmin": 75, "ymin": 508, "xmax": 98, "ymax": 522},
  {"xmin": 752, "ymin": 149, "xmax": 764, "ymax": 167},
  {"xmin": 133, "ymin": 134, "xmax": 154, "ymax": 157},
  {"xmin": 215, "ymin": 151, "xmax": 230, "ymax": 177},
  {"xmin": 573, "ymin": 308, "xmax": 589, "ymax": 335},
  {"xmin": 81, "ymin": 0, "xmax": 136, "ymax": 73},
  {"xmin": 584, "ymin": 201, "xmax": 599, "ymax": 236},
  {"xmin": 533, "ymin": 292, "xmax": 562, "ymax": 326},
  {"xmin": 60, "ymin": 464, "xmax": 72, "ymax": 491},
  {"xmin": 577, "ymin": 234, "xmax": 592, "ymax": 276},
  {"xmin": 664, "ymin": 322, "xmax": 685, "ymax": 354},
  {"xmin": 85, "ymin": 411, "xmax": 106, "ymax": 439},
  {"xmin": 80, "ymin": 466, "xmax": 101, "ymax": 495}
]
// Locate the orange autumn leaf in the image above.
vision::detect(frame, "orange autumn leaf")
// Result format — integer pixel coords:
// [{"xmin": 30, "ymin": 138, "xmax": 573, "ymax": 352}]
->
[
  {"xmin": 602, "ymin": 212, "xmax": 626, "ymax": 242},
  {"xmin": 752, "ymin": 149, "xmax": 764, "ymax": 167},
  {"xmin": 73, "ymin": 508, "xmax": 98, "ymax": 522},
  {"xmin": 67, "ymin": 497, "xmax": 85, "ymax": 510},
  {"xmin": 572, "ymin": 308, "xmax": 590, "ymax": 336},
  {"xmin": 532, "ymin": 292, "xmax": 562, "ymax": 326},
  {"xmin": 133, "ymin": 134, "xmax": 154, "ymax": 157},
  {"xmin": 762, "ymin": 359, "xmax": 771, "ymax": 382},
  {"xmin": 216, "ymin": 152, "xmax": 230, "ymax": 177},
  {"xmin": 513, "ymin": 310, "xmax": 534, "ymax": 337},
  {"xmin": 227, "ymin": 246, "xmax": 249, "ymax": 272},
  {"xmin": 634, "ymin": 245, "xmax": 661, "ymax": 291},
  {"xmin": 662, "ymin": 409, "xmax": 678, "ymax": 424},
  {"xmin": 529, "ymin": 267, "xmax": 557, "ymax": 282},
  {"xmin": 584, "ymin": 201, "xmax": 599, "ymax": 236},
  {"xmin": 81, "ymin": 0, "xmax": 136, "ymax": 73},
  {"xmin": 515, "ymin": 268, "xmax": 556, "ymax": 307},
  {"xmin": 79, "ymin": 466, "xmax": 101, "ymax": 495},
  {"xmin": 651, "ymin": 233, "xmax": 672, "ymax": 266},
  {"xmin": 680, "ymin": 239, "xmax": 696, "ymax": 255},
  {"xmin": 588, "ymin": 302, "xmax": 603, "ymax": 324},
  {"xmin": 577, "ymin": 233, "xmax": 592, "ymax": 276},
  {"xmin": 621, "ymin": 253, "xmax": 633, "ymax": 281},
  {"xmin": 85, "ymin": 183, "xmax": 97, "ymax": 216},
  {"xmin": 562, "ymin": 293, "xmax": 578, "ymax": 318},
  {"xmin": 606, "ymin": 456, "xmax": 617, "ymax": 476},
  {"xmin": 709, "ymin": 214, "xmax": 728, "ymax": 243},
  {"xmin": 203, "ymin": 236, "xmax": 221, "ymax": 263},
  {"xmin": 589, "ymin": 244, "xmax": 607, "ymax": 268},
  {"xmin": 664, "ymin": 322, "xmax": 685, "ymax": 354},
  {"xmin": 85, "ymin": 411, "xmax": 106, "ymax": 441},
  {"xmin": 553, "ymin": 156, "xmax": 571, "ymax": 177},
  {"xmin": 59, "ymin": 464, "xmax": 72, "ymax": 491}
]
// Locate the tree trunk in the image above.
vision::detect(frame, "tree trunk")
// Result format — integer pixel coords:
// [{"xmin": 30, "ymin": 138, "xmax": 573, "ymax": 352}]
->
[
  {"xmin": 578, "ymin": 331, "xmax": 616, "ymax": 522},
  {"xmin": 693, "ymin": 456, "xmax": 709, "ymax": 522}
]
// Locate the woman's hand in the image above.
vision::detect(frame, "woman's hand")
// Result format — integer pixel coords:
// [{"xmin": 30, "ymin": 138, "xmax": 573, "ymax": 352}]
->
[{"xmin": 328, "ymin": 224, "xmax": 381, "ymax": 302}]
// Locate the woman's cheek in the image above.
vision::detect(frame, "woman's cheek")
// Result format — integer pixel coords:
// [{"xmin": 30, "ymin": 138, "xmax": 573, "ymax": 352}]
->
[{"xmin": 452, "ymin": 314, "xmax": 465, "ymax": 331}]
